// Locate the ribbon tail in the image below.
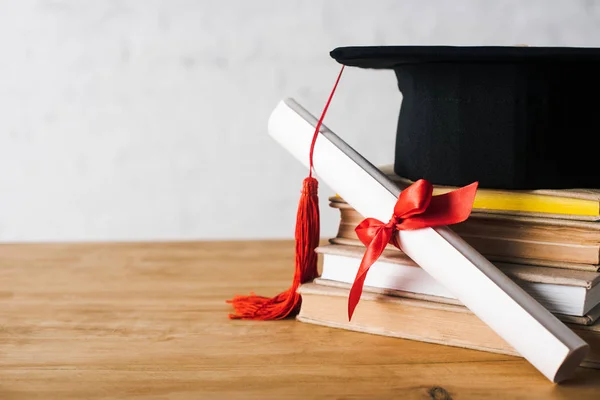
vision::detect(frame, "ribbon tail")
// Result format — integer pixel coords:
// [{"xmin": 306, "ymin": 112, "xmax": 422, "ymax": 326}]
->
[{"xmin": 348, "ymin": 226, "xmax": 394, "ymax": 321}]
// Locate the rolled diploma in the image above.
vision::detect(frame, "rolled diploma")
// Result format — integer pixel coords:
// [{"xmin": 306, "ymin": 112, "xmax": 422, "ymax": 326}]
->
[{"xmin": 268, "ymin": 98, "xmax": 589, "ymax": 383}]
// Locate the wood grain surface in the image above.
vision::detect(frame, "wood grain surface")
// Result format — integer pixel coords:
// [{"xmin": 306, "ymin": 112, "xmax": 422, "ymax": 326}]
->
[{"xmin": 0, "ymin": 240, "xmax": 599, "ymax": 399}]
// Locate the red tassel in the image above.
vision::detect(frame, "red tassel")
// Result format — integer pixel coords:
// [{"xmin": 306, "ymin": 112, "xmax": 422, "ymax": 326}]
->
[
  {"xmin": 227, "ymin": 177, "xmax": 320, "ymax": 320},
  {"xmin": 227, "ymin": 65, "xmax": 344, "ymax": 320}
]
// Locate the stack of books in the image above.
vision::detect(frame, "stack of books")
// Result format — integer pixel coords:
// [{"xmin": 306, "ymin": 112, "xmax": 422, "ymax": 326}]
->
[{"xmin": 297, "ymin": 166, "xmax": 600, "ymax": 369}]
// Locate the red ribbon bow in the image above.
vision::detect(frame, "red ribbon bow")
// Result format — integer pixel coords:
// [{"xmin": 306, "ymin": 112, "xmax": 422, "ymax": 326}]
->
[{"xmin": 348, "ymin": 179, "xmax": 479, "ymax": 320}]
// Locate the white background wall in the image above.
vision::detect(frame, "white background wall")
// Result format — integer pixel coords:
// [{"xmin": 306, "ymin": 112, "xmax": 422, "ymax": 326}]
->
[{"xmin": 1, "ymin": 0, "xmax": 600, "ymax": 242}]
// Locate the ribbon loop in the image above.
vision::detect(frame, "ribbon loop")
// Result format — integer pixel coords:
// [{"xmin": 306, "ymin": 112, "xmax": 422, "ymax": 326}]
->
[
  {"xmin": 347, "ymin": 179, "xmax": 478, "ymax": 320},
  {"xmin": 393, "ymin": 179, "xmax": 434, "ymax": 221}
]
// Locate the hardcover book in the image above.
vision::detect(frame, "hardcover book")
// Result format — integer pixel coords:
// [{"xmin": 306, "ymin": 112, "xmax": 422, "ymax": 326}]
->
[{"xmin": 297, "ymin": 282, "xmax": 600, "ymax": 370}]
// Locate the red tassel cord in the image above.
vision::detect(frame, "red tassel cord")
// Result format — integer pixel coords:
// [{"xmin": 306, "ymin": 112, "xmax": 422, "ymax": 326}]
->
[{"xmin": 227, "ymin": 66, "xmax": 345, "ymax": 320}]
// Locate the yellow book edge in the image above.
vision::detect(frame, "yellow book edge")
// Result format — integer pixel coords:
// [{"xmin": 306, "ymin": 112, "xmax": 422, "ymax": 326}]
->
[
  {"xmin": 332, "ymin": 169, "xmax": 600, "ymax": 217},
  {"xmin": 332, "ymin": 190, "xmax": 599, "ymax": 217},
  {"xmin": 363, "ymin": 164, "xmax": 600, "ymax": 217},
  {"xmin": 434, "ymin": 187, "xmax": 598, "ymax": 217}
]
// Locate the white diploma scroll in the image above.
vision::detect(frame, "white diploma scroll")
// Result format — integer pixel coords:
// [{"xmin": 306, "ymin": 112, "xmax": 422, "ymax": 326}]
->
[{"xmin": 267, "ymin": 98, "xmax": 589, "ymax": 383}]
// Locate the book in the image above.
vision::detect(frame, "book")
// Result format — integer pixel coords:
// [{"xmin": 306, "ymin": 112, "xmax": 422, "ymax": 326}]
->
[
  {"xmin": 316, "ymin": 244, "xmax": 600, "ymax": 317},
  {"xmin": 296, "ymin": 282, "xmax": 600, "ymax": 370},
  {"xmin": 330, "ymin": 197, "xmax": 600, "ymax": 270},
  {"xmin": 378, "ymin": 165, "xmax": 600, "ymax": 220},
  {"xmin": 312, "ymin": 278, "xmax": 600, "ymax": 327}
]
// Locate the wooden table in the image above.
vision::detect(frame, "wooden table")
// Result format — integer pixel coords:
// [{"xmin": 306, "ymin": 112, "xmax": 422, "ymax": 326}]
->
[{"xmin": 0, "ymin": 240, "xmax": 599, "ymax": 399}]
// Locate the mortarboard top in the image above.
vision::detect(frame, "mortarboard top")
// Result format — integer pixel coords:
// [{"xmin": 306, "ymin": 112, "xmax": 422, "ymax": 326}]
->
[{"xmin": 330, "ymin": 45, "xmax": 600, "ymax": 191}]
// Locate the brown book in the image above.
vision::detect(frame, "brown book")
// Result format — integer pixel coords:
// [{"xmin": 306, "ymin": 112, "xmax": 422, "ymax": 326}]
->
[
  {"xmin": 312, "ymin": 278, "xmax": 600, "ymax": 326},
  {"xmin": 297, "ymin": 282, "xmax": 600, "ymax": 369},
  {"xmin": 330, "ymin": 197, "xmax": 600, "ymax": 270}
]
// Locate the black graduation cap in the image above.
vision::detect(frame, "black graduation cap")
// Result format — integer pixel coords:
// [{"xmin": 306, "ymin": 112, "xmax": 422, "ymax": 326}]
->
[{"xmin": 330, "ymin": 46, "xmax": 600, "ymax": 190}]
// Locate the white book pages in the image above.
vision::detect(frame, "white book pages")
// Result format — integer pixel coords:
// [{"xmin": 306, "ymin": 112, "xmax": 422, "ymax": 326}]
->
[
  {"xmin": 267, "ymin": 98, "xmax": 589, "ymax": 383},
  {"xmin": 319, "ymin": 252, "xmax": 594, "ymax": 316}
]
